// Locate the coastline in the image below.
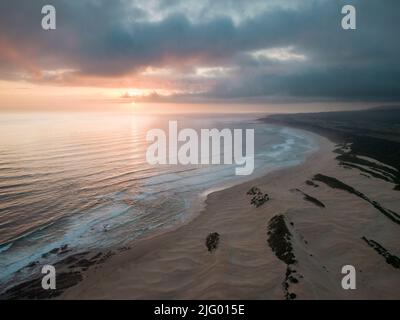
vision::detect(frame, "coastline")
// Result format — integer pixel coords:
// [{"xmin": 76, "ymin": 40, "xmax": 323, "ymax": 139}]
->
[
  {"xmin": 60, "ymin": 131, "xmax": 337, "ymax": 299},
  {"xmin": 0, "ymin": 123, "xmax": 320, "ymax": 299},
  {"xmin": 59, "ymin": 122, "xmax": 400, "ymax": 300},
  {"xmin": 2, "ymin": 120, "xmax": 400, "ymax": 299},
  {"xmin": 0, "ymin": 120, "xmax": 315, "ymax": 297}
]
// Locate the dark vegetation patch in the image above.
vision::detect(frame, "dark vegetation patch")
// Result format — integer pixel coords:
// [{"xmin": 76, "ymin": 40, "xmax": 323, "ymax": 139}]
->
[
  {"xmin": 295, "ymin": 189, "xmax": 325, "ymax": 208},
  {"xmin": 267, "ymin": 215, "xmax": 296, "ymax": 265},
  {"xmin": 247, "ymin": 187, "xmax": 270, "ymax": 207},
  {"xmin": 362, "ymin": 237, "xmax": 400, "ymax": 269},
  {"xmin": 313, "ymin": 174, "xmax": 400, "ymax": 225},
  {"xmin": 263, "ymin": 108, "xmax": 400, "ymax": 190},
  {"xmin": 267, "ymin": 215, "xmax": 299, "ymax": 299},
  {"xmin": 206, "ymin": 232, "xmax": 220, "ymax": 253},
  {"xmin": 339, "ymin": 162, "xmax": 390, "ymax": 181},
  {"xmin": 306, "ymin": 180, "xmax": 319, "ymax": 187},
  {"xmin": 337, "ymin": 154, "xmax": 396, "ymax": 184},
  {"xmin": 283, "ymin": 267, "xmax": 297, "ymax": 300}
]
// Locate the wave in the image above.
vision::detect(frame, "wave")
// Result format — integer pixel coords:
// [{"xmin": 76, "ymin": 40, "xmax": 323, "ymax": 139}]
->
[
  {"xmin": 0, "ymin": 242, "xmax": 13, "ymax": 254},
  {"xmin": 0, "ymin": 115, "xmax": 318, "ymax": 283}
]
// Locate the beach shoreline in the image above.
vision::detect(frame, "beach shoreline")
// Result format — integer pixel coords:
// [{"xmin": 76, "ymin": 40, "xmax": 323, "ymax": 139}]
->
[
  {"xmin": 2, "ymin": 116, "xmax": 400, "ymax": 300},
  {"xmin": 59, "ymin": 130, "xmax": 338, "ymax": 299},
  {"xmin": 59, "ymin": 119, "xmax": 400, "ymax": 300}
]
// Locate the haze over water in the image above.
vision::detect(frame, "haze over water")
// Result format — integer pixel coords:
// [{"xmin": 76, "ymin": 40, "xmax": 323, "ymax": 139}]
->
[{"xmin": 0, "ymin": 112, "xmax": 317, "ymax": 283}]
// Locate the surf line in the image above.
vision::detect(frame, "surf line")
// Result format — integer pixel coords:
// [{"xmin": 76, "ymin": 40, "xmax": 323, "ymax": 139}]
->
[{"xmin": 146, "ymin": 120, "xmax": 255, "ymax": 175}]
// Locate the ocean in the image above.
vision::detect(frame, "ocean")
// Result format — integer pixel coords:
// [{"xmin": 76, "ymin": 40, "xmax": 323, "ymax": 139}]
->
[{"xmin": 0, "ymin": 112, "xmax": 318, "ymax": 285}]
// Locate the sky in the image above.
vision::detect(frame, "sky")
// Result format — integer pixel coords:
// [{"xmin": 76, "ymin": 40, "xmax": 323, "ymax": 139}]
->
[{"xmin": 0, "ymin": 0, "xmax": 399, "ymax": 113}]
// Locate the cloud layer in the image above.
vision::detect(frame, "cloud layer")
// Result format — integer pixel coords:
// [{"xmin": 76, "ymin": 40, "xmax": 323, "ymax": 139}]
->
[{"xmin": 1, "ymin": 0, "xmax": 399, "ymax": 103}]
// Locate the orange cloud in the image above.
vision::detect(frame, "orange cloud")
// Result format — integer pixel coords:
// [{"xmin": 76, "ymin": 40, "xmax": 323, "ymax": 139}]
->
[{"xmin": 0, "ymin": 35, "xmax": 42, "ymax": 78}]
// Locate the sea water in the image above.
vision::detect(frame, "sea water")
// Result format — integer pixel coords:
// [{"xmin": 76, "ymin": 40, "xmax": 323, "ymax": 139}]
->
[{"xmin": 0, "ymin": 112, "xmax": 318, "ymax": 285}]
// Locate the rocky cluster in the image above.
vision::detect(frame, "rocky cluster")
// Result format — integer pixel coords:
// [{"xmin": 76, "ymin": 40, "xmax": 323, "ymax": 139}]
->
[{"xmin": 247, "ymin": 187, "xmax": 270, "ymax": 208}]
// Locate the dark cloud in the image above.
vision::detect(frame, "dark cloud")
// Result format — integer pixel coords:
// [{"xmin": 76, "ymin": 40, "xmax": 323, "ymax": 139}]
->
[{"xmin": 0, "ymin": 0, "xmax": 399, "ymax": 102}]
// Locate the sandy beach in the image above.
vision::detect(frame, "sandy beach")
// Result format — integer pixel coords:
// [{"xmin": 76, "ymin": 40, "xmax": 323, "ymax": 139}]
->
[
  {"xmin": 2, "ymin": 0, "xmax": 400, "ymax": 304},
  {"xmin": 56, "ymin": 129, "xmax": 400, "ymax": 300}
]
